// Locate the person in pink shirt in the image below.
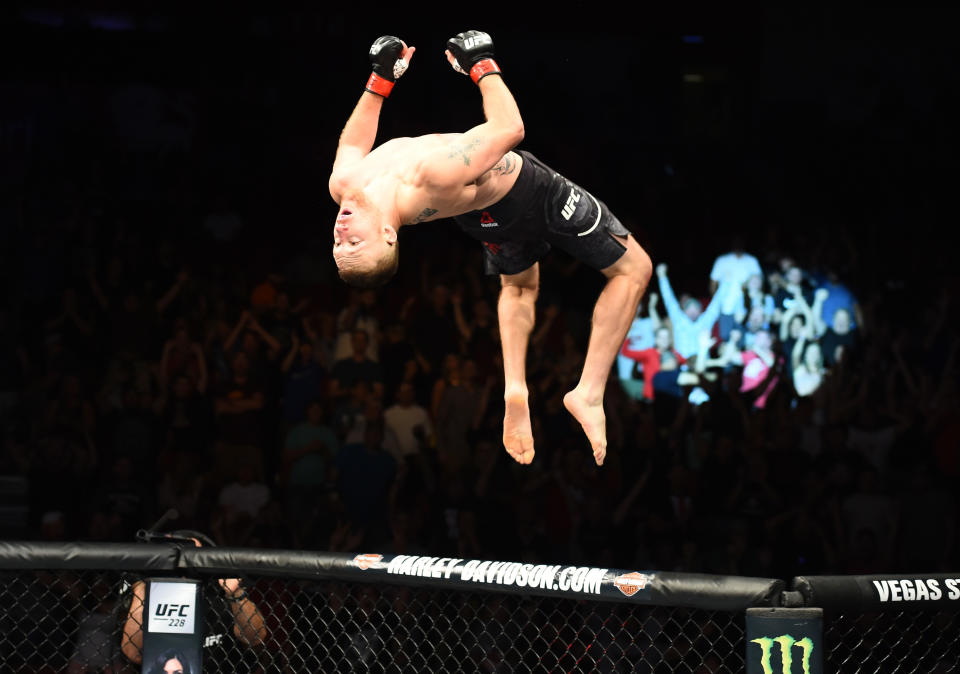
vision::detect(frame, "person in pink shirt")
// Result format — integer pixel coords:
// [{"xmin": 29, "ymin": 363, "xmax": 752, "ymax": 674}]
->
[
  {"xmin": 737, "ymin": 329, "xmax": 782, "ymax": 408},
  {"xmin": 698, "ymin": 326, "xmax": 783, "ymax": 409}
]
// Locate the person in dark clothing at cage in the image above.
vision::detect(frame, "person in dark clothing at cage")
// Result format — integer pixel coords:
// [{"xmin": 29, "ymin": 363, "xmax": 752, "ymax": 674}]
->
[{"xmin": 119, "ymin": 530, "xmax": 268, "ymax": 672}]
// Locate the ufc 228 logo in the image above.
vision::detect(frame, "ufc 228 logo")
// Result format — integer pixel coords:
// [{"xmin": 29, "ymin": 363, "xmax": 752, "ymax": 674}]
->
[
  {"xmin": 155, "ymin": 603, "xmax": 190, "ymax": 628},
  {"xmin": 750, "ymin": 635, "xmax": 814, "ymax": 674},
  {"xmin": 148, "ymin": 581, "xmax": 197, "ymax": 634}
]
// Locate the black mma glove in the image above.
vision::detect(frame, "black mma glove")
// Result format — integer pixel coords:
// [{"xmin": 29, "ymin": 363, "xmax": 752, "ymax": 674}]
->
[
  {"xmin": 366, "ymin": 35, "xmax": 410, "ymax": 98},
  {"xmin": 446, "ymin": 30, "xmax": 501, "ymax": 84}
]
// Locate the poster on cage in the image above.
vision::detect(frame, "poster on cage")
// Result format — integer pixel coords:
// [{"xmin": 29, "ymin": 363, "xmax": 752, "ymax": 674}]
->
[
  {"xmin": 745, "ymin": 607, "xmax": 823, "ymax": 674},
  {"xmin": 141, "ymin": 579, "xmax": 203, "ymax": 674}
]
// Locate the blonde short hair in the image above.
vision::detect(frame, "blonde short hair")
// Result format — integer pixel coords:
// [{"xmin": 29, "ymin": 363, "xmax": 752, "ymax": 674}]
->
[{"xmin": 337, "ymin": 242, "xmax": 399, "ymax": 288}]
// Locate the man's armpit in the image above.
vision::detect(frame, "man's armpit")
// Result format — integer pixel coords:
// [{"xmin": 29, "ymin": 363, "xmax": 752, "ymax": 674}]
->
[{"xmin": 407, "ymin": 207, "xmax": 439, "ymax": 225}]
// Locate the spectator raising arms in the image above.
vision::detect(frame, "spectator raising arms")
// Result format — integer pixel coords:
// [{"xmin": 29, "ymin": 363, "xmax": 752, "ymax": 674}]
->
[{"xmin": 655, "ymin": 263, "xmax": 730, "ymax": 359}]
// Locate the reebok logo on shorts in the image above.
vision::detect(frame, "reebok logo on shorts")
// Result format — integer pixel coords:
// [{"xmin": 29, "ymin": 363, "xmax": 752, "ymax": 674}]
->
[{"xmin": 480, "ymin": 211, "xmax": 498, "ymax": 228}]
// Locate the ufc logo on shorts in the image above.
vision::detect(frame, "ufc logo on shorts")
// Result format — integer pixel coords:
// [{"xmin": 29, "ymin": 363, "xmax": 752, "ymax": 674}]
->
[
  {"xmin": 561, "ymin": 190, "xmax": 580, "ymax": 220},
  {"xmin": 464, "ymin": 35, "xmax": 491, "ymax": 49},
  {"xmin": 750, "ymin": 635, "xmax": 814, "ymax": 674}
]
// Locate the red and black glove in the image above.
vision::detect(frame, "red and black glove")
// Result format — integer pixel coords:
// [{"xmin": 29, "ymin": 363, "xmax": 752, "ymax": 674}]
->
[
  {"xmin": 446, "ymin": 30, "xmax": 501, "ymax": 84},
  {"xmin": 365, "ymin": 35, "xmax": 410, "ymax": 98}
]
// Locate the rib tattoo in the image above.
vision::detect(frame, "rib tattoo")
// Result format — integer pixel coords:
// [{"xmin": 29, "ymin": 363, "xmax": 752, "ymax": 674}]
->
[{"xmin": 491, "ymin": 153, "xmax": 517, "ymax": 176}]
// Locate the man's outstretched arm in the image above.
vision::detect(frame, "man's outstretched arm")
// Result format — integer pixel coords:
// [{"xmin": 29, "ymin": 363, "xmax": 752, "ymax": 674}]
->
[
  {"xmin": 418, "ymin": 31, "xmax": 524, "ymax": 188},
  {"xmin": 329, "ymin": 92, "xmax": 383, "ymax": 191},
  {"xmin": 329, "ymin": 37, "xmax": 415, "ymax": 200}
]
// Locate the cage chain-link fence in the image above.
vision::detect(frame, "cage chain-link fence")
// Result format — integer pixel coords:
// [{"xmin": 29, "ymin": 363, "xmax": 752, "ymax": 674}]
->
[
  {"xmin": 0, "ymin": 570, "xmax": 745, "ymax": 673},
  {"xmin": 825, "ymin": 609, "xmax": 960, "ymax": 673},
  {"xmin": 2, "ymin": 570, "xmax": 959, "ymax": 673}
]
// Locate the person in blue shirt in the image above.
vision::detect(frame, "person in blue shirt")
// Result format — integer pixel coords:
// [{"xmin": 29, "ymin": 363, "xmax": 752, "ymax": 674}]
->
[{"xmin": 814, "ymin": 268, "xmax": 863, "ymax": 331}]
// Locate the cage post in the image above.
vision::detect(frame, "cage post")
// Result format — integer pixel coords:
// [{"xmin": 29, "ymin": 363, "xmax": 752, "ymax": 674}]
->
[{"xmin": 745, "ymin": 607, "xmax": 824, "ymax": 674}]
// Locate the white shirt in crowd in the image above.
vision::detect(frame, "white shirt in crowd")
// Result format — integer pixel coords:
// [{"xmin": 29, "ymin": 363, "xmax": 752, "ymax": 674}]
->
[
  {"xmin": 793, "ymin": 367, "xmax": 823, "ymax": 397},
  {"xmin": 384, "ymin": 403, "xmax": 433, "ymax": 460},
  {"xmin": 710, "ymin": 250, "xmax": 763, "ymax": 315},
  {"xmin": 333, "ymin": 310, "xmax": 380, "ymax": 362}
]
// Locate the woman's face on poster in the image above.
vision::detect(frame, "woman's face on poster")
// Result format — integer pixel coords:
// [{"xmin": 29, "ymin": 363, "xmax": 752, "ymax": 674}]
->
[{"xmin": 164, "ymin": 658, "xmax": 184, "ymax": 674}]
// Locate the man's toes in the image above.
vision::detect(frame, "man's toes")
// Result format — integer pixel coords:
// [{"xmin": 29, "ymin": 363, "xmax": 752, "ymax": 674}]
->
[{"xmin": 504, "ymin": 436, "xmax": 534, "ymax": 464}]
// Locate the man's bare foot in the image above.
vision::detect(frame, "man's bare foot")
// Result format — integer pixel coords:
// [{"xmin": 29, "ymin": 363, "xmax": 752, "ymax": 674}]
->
[
  {"xmin": 563, "ymin": 389, "xmax": 607, "ymax": 466},
  {"xmin": 503, "ymin": 387, "xmax": 534, "ymax": 464}
]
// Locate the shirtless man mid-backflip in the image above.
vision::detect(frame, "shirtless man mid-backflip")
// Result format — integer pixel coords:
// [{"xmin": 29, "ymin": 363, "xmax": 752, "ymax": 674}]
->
[{"xmin": 329, "ymin": 30, "xmax": 653, "ymax": 467}]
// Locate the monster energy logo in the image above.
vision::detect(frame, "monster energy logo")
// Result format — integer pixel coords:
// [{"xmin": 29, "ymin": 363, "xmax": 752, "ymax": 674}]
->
[{"xmin": 750, "ymin": 635, "xmax": 814, "ymax": 674}]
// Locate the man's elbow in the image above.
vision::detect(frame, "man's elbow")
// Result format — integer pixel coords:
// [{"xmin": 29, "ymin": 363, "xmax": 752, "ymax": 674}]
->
[
  {"xmin": 506, "ymin": 123, "xmax": 525, "ymax": 148},
  {"xmin": 492, "ymin": 122, "xmax": 524, "ymax": 151}
]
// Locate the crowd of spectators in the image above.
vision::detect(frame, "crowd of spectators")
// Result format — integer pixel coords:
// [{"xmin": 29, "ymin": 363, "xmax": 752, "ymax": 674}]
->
[{"xmin": 2, "ymin": 163, "xmax": 957, "ymax": 583}]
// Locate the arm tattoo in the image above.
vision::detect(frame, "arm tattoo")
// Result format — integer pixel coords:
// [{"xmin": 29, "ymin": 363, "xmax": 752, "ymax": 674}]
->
[
  {"xmin": 448, "ymin": 139, "xmax": 482, "ymax": 166},
  {"xmin": 491, "ymin": 153, "xmax": 517, "ymax": 176},
  {"xmin": 409, "ymin": 207, "xmax": 438, "ymax": 224}
]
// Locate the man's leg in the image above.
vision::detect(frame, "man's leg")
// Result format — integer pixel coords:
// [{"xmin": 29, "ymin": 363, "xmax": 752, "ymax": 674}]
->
[
  {"xmin": 497, "ymin": 264, "xmax": 539, "ymax": 464},
  {"xmin": 564, "ymin": 235, "xmax": 652, "ymax": 465}
]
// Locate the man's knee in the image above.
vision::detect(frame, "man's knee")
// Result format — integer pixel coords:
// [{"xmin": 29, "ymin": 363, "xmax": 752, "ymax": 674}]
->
[
  {"xmin": 631, "ymin": 245, "xmax": 654, "ymax": 285},
  {"xmin": 499, "ymin": 283, "xmax": 538, "ymax": 307},
  {"xmin": 606, "ymin": 236, "xmax": 652, "ymax": 286}
]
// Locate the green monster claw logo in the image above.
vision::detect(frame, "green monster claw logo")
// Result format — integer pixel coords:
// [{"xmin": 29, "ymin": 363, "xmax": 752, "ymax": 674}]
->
[{"xmin": 750, "ymin": 635, "xmax": 814, "ymax": 674}]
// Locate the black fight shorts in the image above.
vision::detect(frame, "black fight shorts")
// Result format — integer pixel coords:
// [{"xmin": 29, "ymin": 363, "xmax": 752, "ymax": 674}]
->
[{"xmin": 481, "ymin": 152, "xmax": 630, "ymax": 276}]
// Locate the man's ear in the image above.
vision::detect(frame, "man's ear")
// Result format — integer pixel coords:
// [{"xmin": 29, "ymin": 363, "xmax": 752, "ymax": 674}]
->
[{"xmin": 382, "ymin": 224, "xmax": 398, "ymax": 244}]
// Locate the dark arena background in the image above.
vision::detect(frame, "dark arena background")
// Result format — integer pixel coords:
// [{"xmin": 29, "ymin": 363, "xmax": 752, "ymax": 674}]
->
[{"xmin": 1, "ymin": 4, "xmax": 959, "ymax": 673}]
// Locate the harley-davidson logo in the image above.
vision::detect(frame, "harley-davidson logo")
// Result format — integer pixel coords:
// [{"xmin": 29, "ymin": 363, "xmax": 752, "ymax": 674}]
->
[
  {"xmin": 353, "ymin": 554, "xmax": 383, "ymax": 571},
  {"xmin": 614, "ymin": 572, "xmax": 654, "ymax": 597}
]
